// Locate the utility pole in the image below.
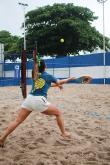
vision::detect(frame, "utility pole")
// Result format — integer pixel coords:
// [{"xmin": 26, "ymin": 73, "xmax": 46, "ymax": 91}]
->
[
  {"xmin": 18, "ymin": 2, "xmax": 28, "ymax": 98},
  {"xmin": 97, "ymin": 0, "xmax": 108, "ymax": 84}
]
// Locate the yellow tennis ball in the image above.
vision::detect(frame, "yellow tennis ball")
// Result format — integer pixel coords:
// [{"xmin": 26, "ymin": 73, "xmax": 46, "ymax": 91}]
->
[{"xmin": 60, "ymin": 38, "xmax": 64, "ymax": 43}]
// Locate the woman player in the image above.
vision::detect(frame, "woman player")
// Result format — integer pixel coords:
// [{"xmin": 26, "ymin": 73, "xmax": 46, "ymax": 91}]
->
[{"xmin": 0, "ymin": 60, "xmax": 75, "ymax": 147}]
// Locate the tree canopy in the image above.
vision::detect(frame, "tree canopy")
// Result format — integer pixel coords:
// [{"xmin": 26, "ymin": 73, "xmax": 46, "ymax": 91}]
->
[
  {"xmin": 1, "ymin": 3, "xmax": 110, "ymax": 60},
  {"xmin": 25, "ymin": 3, "xmax": 110, "ymax": 56},
  {"xmin": 0, "ymin": 30, "xmax": 20, "ymax": 60},
  {"xmin": 0, "ymin": 30, "xmax": 20, "ymax": 52}
]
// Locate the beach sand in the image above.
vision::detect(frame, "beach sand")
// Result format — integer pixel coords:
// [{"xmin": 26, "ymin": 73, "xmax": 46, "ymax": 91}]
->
[{"xmin": 0, "ymin": 84, "xmax": 110, "ymax": 165}]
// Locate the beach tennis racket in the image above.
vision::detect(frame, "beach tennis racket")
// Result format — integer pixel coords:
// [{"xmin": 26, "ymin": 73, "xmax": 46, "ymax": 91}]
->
[{"xmin": 75, "ymin": 76, "xmax": 92, "ymax": 84}]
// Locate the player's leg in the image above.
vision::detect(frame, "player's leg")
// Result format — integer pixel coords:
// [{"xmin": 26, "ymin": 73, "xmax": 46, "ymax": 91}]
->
[
  {"xmin": 0, "ymin": 108, "xmax": 31, "ymax": 147},
  {"xmin": 42, "ymin": 104, "xmax": 70, "ymax": 138}
]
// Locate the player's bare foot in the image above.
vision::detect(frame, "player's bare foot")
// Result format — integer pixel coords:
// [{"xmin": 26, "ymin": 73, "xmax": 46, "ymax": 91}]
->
[{"xmin": 61, "ymin": 132, "xmax": 71, "ymax": 138}]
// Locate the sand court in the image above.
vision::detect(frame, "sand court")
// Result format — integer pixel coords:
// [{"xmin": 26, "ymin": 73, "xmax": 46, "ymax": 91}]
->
[{"xmin": 0, "ymin": 84, "xmax": 110, "ymax": 165}]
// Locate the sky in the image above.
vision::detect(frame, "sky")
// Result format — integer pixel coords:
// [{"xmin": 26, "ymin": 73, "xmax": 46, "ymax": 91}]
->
[{"xmin": 0, "ymin": 0, "xmax": 110, "ymax": 38}]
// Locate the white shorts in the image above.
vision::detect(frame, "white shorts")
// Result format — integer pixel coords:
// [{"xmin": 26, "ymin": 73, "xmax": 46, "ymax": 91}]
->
[{"xmin": 21, "ymin": 94, "xmax": 50, "ymax": 112}]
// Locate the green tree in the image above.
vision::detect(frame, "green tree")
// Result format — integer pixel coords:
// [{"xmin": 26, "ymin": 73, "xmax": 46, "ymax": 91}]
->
[
  {"xmin": 0, "ymin": 30, "xmax": 20, "ymax": 60},
  {"xmin": 0, "ymin": 30, "xmax": 20, "ymax": 52},
  {"xmin": 25, "ymin": 3, "xmax": 110, "ymax": 57}
]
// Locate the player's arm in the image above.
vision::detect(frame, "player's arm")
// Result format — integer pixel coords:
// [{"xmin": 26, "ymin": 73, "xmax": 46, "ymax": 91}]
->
[
  {"xmin": 51, "ymin": 77, "xmax": 75, "ymax": 88},
  {"xmin": 31, "ymin": 64, "xmax": 39, "ymax": 80},
  {"xmin": 56, "ymin": 77, "xmax": 76, "ymax": 85}
]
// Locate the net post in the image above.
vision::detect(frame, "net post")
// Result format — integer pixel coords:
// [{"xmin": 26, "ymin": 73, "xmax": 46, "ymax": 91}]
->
[{"xmin": 21, "ymin": 49, "xmax": 27, "ymax": 98}]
